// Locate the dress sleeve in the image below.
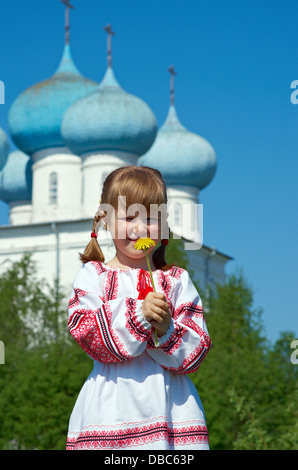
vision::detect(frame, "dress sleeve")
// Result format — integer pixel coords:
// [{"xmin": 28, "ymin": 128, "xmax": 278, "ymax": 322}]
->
[
  {"xmin": 68, "ymin": 263, "xmax": 151, "ymax": 363},
  {"xmin": 146, "ymin": 270, "xmax": 212, "ymax": 374}
]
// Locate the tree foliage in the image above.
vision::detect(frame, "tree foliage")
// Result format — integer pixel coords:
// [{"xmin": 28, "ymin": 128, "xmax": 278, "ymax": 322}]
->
[
  {"xmin": 0, "ymin": 254, "xmax": 297, "ymax": 450},
  {"xmin": 0, "ymin": 254, "xmax": 92, "ymax": 450},
  {"xmin": 191, "ymin": 272, "xmax": 298, "ymax": 450}
]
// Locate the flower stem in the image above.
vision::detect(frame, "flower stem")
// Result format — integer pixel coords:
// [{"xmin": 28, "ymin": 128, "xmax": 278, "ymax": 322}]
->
[
  {"xmin": 145, "ymin": 252, "xmax": 155, "ymax": 291},
  {"xmin": 145, "ymin": 251, "xmax": 158, "ymax": 346}
]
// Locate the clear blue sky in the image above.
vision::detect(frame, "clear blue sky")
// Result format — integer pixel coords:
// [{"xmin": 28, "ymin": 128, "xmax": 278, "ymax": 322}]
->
[{"xmin": 0, "ymin": 0, "xmax": 297, "ymax": 344}]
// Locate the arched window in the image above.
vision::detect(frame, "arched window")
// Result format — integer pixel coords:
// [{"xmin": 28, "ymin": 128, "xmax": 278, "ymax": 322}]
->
[
  {"xmin": 174, "ymin": 202, "xmax": 181, "ymax": 226},
  {"xmin": 49, "ymin": 172, "xmax": 58, "ymax": 205}
]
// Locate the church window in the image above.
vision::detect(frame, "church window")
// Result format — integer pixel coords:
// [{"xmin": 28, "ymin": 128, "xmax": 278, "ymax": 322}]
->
[
  {"xmin": 174, "ymin": 203, "xmax": 181, "ymax": 226},
  {"xmin": 49, "ymin": 172, "xmax": 58, "ymax": 205}
]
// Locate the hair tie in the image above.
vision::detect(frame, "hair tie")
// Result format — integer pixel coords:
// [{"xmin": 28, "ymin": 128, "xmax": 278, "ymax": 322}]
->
[
  {"xmin": 91, "ymin": 232, "xmax": 98, "ymax": 239},
  {"xmin": 161, "ymin": 239, "xmax": 169, "ymax": 246}
]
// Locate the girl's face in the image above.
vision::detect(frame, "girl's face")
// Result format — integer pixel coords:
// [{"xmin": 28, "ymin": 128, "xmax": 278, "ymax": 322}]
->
[{"xmin": 109, "ymin": 204, "xmax": 160, "ymax": 262}]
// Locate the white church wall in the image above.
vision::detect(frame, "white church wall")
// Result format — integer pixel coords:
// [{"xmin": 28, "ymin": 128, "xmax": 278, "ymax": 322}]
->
[
  {"xmin": 81, "ymin": 152, "xmax": 139, "ymax": 218},
  {"xmin": 9, "ymin": 201, "xmax": 32, "ymax": 225},
  {"xmin": 31, "ymin": 148, "xmax": 82, "ymax": 224}
]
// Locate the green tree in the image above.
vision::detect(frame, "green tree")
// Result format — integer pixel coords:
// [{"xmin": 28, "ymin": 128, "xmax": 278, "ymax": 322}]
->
[
  {"xmin": 191, "ymin": 272, "xmax": 298, "ymax": 450},
  {"xmin": 0, "ymin": 254, "xmax": 92, "ymax": 450}
]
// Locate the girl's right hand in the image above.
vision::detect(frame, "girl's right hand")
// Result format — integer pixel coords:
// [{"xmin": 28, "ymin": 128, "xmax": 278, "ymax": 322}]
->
[{"xmin": 142, "ymin": 292, "xmax": 171, "ymax": 337}]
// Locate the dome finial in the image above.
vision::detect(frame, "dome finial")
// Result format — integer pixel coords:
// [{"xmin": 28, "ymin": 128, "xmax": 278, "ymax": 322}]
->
[
  {"xmin": 167, "ymin": 66, "xmax": 177, "ymax": 106},
  {"xmin": 103, "ymin": 24, "xmax": 116, "ymax": 68},
  {"xmin": 60, "ymin": 0, "xmax": 75, "ymax": 45}
]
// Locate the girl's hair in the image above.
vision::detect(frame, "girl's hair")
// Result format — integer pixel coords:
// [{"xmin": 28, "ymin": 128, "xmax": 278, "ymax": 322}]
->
[{"xmin": 79, "ymin": 166, "xmax": 171, "ymax": 270}]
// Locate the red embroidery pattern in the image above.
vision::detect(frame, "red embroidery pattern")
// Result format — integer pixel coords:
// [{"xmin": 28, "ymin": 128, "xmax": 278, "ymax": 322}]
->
[
  {"xmin": 159, "ymin": 323, "xmax": 187, "ymax": 354},
  {"xmin": 163, "ymin": 323, "xmax": 212, "ymax": 374},
  {"xmin": 156, "ymin": 302, "xmax": 204, "ymax": 357},
  {"xmin": 89, "ymin": 261, "xmax": 107, "ymax": 276},
  {"xmin": 68, "ymin": 309, "xmax": 120, "ymax": 363},
  {"xmin": 173, "ymin": 301, "xmax": 204, "ymax": 321},
  {"xmin": 97, "ymin": 303, "xmax": 129, "ymax": 361},
  {"xmin": 66, "ymin": 421, "xmax": 209, "ymax": 450},
  {"xmin": 125, "ymin": 298, "xmax": 150, "ymax": 342},
  {"xmin": 168, "ymin": 266, "xmax": 184, "ymax": 280},
  {"xmin": 157, "ymin": 270, "xmax": 174, "ymax": 305},
  {"xmin": 68, "ymin": 288, "xmax": 87, "ymax": 309},
  {"xmin": 104, "ymin": 270, "xmax": 119, "ymax": 301}
]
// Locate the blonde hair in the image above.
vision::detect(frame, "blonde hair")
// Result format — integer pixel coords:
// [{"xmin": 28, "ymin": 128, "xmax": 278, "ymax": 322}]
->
[{"xmin": 79, "ymin": 166, "xmax": 171, "ymax": 270}]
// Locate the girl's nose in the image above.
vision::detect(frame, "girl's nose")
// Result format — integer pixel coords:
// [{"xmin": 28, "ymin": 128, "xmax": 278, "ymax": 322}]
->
[{"xmin": 132, "ymin": 219, "xmax": 147, "ymax": 237}]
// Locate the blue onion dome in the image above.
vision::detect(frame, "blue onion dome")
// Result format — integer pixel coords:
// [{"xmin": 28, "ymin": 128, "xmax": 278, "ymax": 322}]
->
[
  {"xmin": 0, "ymin": 127, "xmax": 9, "ymax": 171},
  {"xmin": 7, "ymin": 45, "xmax": 98, "ymax": 155},
  {"xmin": 139, "ymin": 104, "xmax": 217, "ymax": 190},
  {"xmin": 61, "ymin": 66, "xmax": 158, "ymax": 157},
  {"xmin": 0, "ymin": 150, "xmax": 32, "ymax": 203}
]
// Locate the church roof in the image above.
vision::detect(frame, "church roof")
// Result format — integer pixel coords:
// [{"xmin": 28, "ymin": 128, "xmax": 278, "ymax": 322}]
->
[
  {"xmin": 7, "ymin": 45, "xmax": 98, "ymax": 155},
  {"xmin": 139, "ymin": 68, "xmax": 217, "ymax": 189},
  {"xmin": 0, "ymin": 150, "xmax": 32, "ymax": 203},
  {"xmin": 61, "ymin": 65, "xmax": 158, "ymax": 157},
  {"xmin": 0, "ymin": 127, "xmax": 9, "ymax": 172}
]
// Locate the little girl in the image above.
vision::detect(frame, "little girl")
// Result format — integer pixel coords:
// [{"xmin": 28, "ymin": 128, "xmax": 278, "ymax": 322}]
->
[{"xmin": 66, "ymin": 166, "xmax": 212, "ymax": 450}]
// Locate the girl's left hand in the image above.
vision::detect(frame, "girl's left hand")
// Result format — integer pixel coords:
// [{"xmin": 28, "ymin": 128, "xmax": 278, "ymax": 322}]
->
[
  {"xmin": 150, "ymin": 304, "xmax": 172, "ymax": 338},
  {"xmin": 152, "ymin": 312, "xmax": 171, "ymax": 337}
]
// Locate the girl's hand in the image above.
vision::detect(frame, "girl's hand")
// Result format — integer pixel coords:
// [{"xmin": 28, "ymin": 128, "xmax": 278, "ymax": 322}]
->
[{"xmin": 142, "ymin": 292, "xmax": 172, "ymax": 337}]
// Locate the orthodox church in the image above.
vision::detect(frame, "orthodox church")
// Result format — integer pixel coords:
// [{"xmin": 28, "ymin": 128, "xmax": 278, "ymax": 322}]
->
[{"xmin": 0, "ymin": 6, "xmax": 231, "ymax": 295}]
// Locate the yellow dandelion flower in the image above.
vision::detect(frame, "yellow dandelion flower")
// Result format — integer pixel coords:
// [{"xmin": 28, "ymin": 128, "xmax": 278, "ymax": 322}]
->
[{"xmin": 134, "ymin": 237, "xmax": 156, "ymax": 251}]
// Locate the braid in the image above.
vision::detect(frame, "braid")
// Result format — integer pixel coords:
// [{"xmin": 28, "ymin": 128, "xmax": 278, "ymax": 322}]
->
[
  {"xmin": 152, "ymin": 222, "xmax": 171, "ymax": 271},
  {"xmin": 92, "ymin": 212, "xmax": 101, "ymax": 234},
  {"xmin": 79, "ymin": 211, "xmax": 105, "ymax": 264},
  {"xmin": 152, "ymin": 244, "xmax": 171, "ymax": 271}
]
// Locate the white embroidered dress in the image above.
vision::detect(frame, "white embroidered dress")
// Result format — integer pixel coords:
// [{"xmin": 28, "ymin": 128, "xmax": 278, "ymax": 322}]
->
[{"xmin": 66, "ymin": 261, "xmax": 212, "ymax": 450}]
